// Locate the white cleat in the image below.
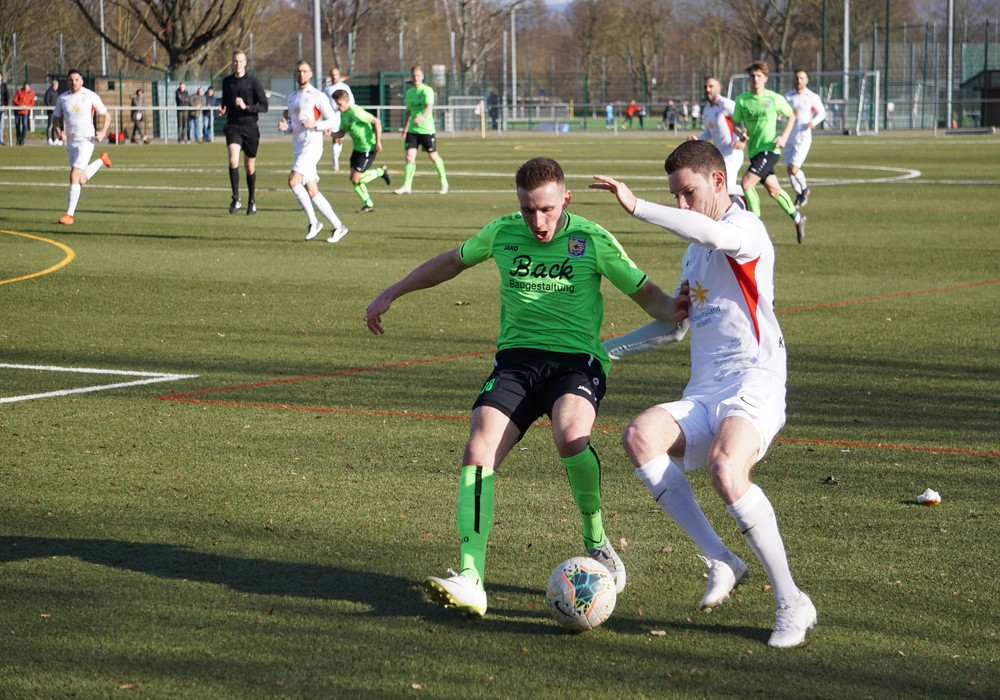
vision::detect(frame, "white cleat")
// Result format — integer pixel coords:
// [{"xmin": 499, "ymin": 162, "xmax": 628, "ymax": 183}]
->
[
  {"xmin": 768, "ymin": 592, "xmax": 817, "ymax": 648},
  {"xmin": 423, "ymin": 569, "xmax": 487, "ymax": 617},
  {"xmin": 587, "ymin": 540, "xmax": 626, "ymax": 593},
  {"xmin": 326, "ymin": 226, "xmax": 349, "ymax": 244},
  {"xmin": 305, "ymin": 222, "xmax": 324, "ymax": 240},
  {"xmin": 393, "ymin": 186, "xmax": 412, "ymax": 195},
  {"xmin": 439, "ymin": 183, "xmax": 449, "ymax": 195},
  {"xmin": 698, "ymin": 554, "xmax": 749, "ymax": 611}
]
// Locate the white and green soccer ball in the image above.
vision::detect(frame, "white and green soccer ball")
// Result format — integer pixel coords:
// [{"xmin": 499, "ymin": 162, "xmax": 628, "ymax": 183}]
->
[{"xmin": 546, "ymin": 556, "xmax": 617, "ymax": 632}]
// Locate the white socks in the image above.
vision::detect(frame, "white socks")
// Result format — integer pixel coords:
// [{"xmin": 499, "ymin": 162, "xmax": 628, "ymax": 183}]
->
[
  {"xmin": 726, "ymin": 484, "xmax": 799, "ymax": 603},
  {"xmin": 85, "ymin": 158, "xmax": 104, "ymax": 180},
  {"xmin": 789, "ymin": 170, "xmax": 807, "ymax": 195},
  {"xmin": 311, "ymin": 191, "xmax": 343, "ymax": 229},
  {"xmin": 291, "ymin": 183, "xmax": 318, "ymax": 225},
  {"xmin": 332, "ymin": 142, "xmax": 343, "ymax": 169},
  {"xmin": 67, "ymin": 183, "xmax": 82, "ymax": 216},
  {"xmin": 636, "ymin": 455, "xmax": 730, "ymax": 560}
]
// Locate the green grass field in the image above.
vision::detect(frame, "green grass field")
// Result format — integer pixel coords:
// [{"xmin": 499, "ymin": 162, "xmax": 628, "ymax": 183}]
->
[{"xmin": 2, "ymin": 131, "xmax": 999, "ymax": 699}]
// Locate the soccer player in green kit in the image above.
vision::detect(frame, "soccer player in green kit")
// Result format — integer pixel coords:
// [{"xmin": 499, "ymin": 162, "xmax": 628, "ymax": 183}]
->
[
  {"xmin": 365, "ymin": 157, "xmax": 679, "ymax": 616},
  {"xmin": 732, "ymin": 61, "xmax": 807, "ymax": 243},
  {"xmin": 393, "ymin": 65, "xmax": 449, "ymax": 195},
  {"xmin": 331, "ymin": 89, "xmax": 391, "ymax": 213}
]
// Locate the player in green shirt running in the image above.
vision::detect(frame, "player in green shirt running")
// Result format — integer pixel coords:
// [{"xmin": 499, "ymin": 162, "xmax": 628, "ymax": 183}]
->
[
  {"xmin": 393, "ymin": 65, "xmax": 449, "ymax": 195},
  {"xmin": 365, "ymin": 157, "xmax": 680, "ymax": 617},
  {"xmin": 732, "ymin": 61, "xmax": 807, "ymax": 243},
  {"xmin": 331, "ymin": 90, "xmax": 391, "ymax": 213}
]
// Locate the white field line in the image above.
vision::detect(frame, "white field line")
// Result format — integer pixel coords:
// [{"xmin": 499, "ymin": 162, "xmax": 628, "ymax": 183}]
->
[{"xmin": 0, "ymin": 363, "xmax": 198, "ymax": 404}]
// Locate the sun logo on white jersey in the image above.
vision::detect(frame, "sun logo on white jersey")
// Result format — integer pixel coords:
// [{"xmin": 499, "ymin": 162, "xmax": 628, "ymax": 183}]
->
[{"xmin": 690, "ymin": 280, "xmax": 710, "ymax": 307}]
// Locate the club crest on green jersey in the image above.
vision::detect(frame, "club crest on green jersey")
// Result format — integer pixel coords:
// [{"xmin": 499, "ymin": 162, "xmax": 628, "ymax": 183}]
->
[{"xmin": 568, "ymin": 237, "xmax": 586, "ymax": 258}]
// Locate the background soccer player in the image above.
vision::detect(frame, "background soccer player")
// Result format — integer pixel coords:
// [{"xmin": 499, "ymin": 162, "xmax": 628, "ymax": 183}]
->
[
  {"xmin": 393, "ymin": 65, "xmax": 449, "ymax": 195},
  {"xmin": 591, "ymin": 140, "xmax": 816, "ymax": 648},
  {"xmin": 784, "ymin": 70, "xmax": 827, "ymax": 207},
  {"xmin": 690, "ymin": 77, "xmax": 745, "ymax": 208},
  {"xmin": 279, "ymin": 61, "xmax": 349, "ymax": 244},
  {"xmin": 52, "ymin": 69, "xmax": 112, "ymax": 225},
  {"xmin": 365, "ymin": 157, "xmax": 677, "ymax": 617},
  {"xmin": 732, "ymin": 61, "xmax": 807, "ymax": 243},
  {"xmin": 219, "ymin": 50, "xmax": 268, "ymax": 215},
  {"xmin": 322, "ymin": 66, "xmax": 353, "ymax": 173},
  {"xmin": 331, "ymin": 90, "xmax": 390, "ymax": 214}
]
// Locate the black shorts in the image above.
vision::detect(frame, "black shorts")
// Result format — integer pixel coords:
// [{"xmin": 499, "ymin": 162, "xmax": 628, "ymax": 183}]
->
[
  {"xmin": 747, "ymin": 151, "xmax": 781, "ymax": 180},
  {"xmin": 404, "ymin": 132, "xmax": 437, "ymax": 153},
  {"xmin": 350, "ymin": 150, "xmax": 377, "ymax": 173},
  {"xmin": 472, "ymin": 348, "xmax": 606, "ymax": 436},
  {"xmin": 224, "ymin": 122, "xmax": 261, "ymax": 158}
]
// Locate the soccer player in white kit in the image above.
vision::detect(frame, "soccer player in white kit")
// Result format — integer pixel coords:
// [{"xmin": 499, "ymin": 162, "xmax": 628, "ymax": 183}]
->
[
  {"xmin": 783, "ymin": 70, "xmax": 826, "ymax": 207},
  {"xmin": 590, "ymin": 139, "xmax": 816, "ymax": 648},
  {"xmin": 690, "ymin": 77, "xmax": 745, "ymax": 208},
  {"xmin": 52, "ymin": 69, "xmax": 112, "ymax": 225},
  {"xmin": 322, "ymin": 67, "xmax": 353, "ymax": 173},
  {"xmin": 279, "ymin": 61, "xmax": 349, "ymax": 244}
]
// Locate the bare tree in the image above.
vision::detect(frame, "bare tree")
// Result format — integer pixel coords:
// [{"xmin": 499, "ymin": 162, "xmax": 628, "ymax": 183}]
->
[
  {"xmin": 723, "ymin": 0, "xmax": 811, "ymax": 72},
  {"xmin": 323, "ymin": 0, "xmax": 374, "ymax": 75},
  {"xmin": 0, "ymin": 0, "xmax": 48, "ymax": 77},
  {"xmin": 618, "ymin": 0, "xmax": 672, "ymax": 102},
  {"xmin": 68, "ymin": 0, "xmax": 254, "ymax": 78},
  {"xmin": 438, "ymin": 0, "xmax": 526, "ymax": 95},
  {"xmin": 568, "ymin": 0, "xmax": 616, "ymax": 103}
]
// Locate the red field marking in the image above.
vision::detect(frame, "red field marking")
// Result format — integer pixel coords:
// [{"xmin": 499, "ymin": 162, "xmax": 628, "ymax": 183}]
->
[
  {"xmin": 154, "ymin": 279, "xmax": 1000, "ymax": 458},
  {"xmin": 778, "ymin": 278, "xmax": 1000, "ymax": 314}
]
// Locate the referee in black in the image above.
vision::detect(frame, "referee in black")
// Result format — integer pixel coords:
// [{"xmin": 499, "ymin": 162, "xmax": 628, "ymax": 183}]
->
[{"xmin": 219, "ymin": 49, "xmax": 268, "ymax": 215}]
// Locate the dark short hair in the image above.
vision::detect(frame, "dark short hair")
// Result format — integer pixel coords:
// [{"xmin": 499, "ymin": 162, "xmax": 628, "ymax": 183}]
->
[
  {"xmin": 746, "ymin": 61, "xmax": 769, "ymax": 76},
  {"xmin": 515, "ymin": 157, "xmax": 564, "ymax": 191},
  {"xmin": 296, "ymin": 60, "xmax": 311, "ymax": 70},
  {"xmin": 665, "ymin": 140, "xmax": 726, "ymax": 181},
  {"xmin": 332, "ymin": 89, "xmax": 350, "ymax": 102},
  {"xmin": 67, "ymin": 69, "xmax": 82, "ymax": 79}
]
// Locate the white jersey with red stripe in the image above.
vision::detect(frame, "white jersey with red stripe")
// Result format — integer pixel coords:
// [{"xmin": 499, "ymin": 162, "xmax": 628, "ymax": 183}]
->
[
  {"xmin": 699, "ymin": 97, "xmax": 744, "ymax": 196},
  {"xmin": 53, "ymin": 88, "xmax": 107, "ymax": 143},
  {"xmin": 631, "ymin": 199, "xmax": 786, "ymax": 388},
  {"xmin": 287, "ymin": 85, "xmax": 338, "ymax": 155}
]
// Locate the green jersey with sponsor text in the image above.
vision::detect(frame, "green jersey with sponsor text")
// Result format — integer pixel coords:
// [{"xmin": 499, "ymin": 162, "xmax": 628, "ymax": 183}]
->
[
  {"xmin": 732, "ymin": 89, "xmax": 793, "ymax": 159},
  {"xmin": 459, "ymin": 211, "xmax": 648, "ymax": 377}
]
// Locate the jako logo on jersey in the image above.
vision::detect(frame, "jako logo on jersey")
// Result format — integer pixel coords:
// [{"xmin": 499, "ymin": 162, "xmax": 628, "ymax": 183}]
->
[
  {"xmin": 504, "ymin": 244, "xmax": 518, "ymax": 251},
  {"xmin": 568, "ymin": 237, "xmax": 586, "ymax": 258},
  {"xmin": 576, "ymin": 384, "xmax": 593, "ymax": 396}
]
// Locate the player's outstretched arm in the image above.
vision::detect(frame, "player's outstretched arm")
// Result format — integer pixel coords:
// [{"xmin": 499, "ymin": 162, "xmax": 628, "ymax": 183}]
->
[
  {"xmin": 606, "ymin": 280, "xmax": 691, "ymax": 359},
  {"xmin": 589, "ymin": 175, "xmax": 638, "ymax": 214},
  {"xmin": 365, "ymin": 248, "xmax": 470, "ymax": 335}
]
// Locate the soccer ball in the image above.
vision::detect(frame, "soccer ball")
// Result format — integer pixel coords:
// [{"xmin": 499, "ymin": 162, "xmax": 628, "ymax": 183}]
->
[{"xmin": 546, "ymin": 556, "xmax": 617, "ymax": 632}]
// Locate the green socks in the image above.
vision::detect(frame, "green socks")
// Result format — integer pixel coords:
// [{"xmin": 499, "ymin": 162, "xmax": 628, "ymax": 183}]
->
[
  {"xmin": 402, "ymin": 162, "xmax": 416, "ymax": 189},
  {"xmin": 775, "ymin": 189, "xmax": 799, "ymax": 218},
  {"xmin": 743, "ymin": 185, "xmax": 761, "ymax": 216},
  {"xmin": 457, "ymin": 465, "xmax": 495, "ymax": 589},
  {"xmin": 562, "ymin": 444, "xmax": 606, "ymax": 550},
  {"xmin": 433, "ymin": 159, "xmax": 448, "ymax": 187},
  {"xmin": 352, "ymin": 181, "xmax": 372, "ymax": 207}
]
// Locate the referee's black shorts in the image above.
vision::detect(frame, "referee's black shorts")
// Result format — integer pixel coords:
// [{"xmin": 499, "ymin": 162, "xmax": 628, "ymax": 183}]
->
[{"xmin": 224, "ymin": 122, "xmax": 261, "ymax": 158}]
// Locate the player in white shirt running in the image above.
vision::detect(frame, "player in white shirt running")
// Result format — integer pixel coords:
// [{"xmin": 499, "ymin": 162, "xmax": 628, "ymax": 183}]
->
[
  {"xmin": 279, "ymin": 61, "xmax": 349, "ymax": 244},
  {"xmin": 690, "ymin": 77, "xmax": 745, "ymax": 208},
  {"xmin": 783, "ymin": 70, "xmax": 826, "ymax": 207},
  {"xmin": 590, "ymin": 139, "xmax": 816, "ymax": 649},
  {"xmin": 52, "ymin": 69, "xmax": 112, "ymax": 225},
  {"xmin": 322, "ymin": 66, "xmax": 354, "ymax": 173}
]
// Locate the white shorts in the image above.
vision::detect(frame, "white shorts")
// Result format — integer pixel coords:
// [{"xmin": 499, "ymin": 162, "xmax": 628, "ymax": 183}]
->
[
  {"xmin": 292, "ymin": 145, "xmax": 323, "ymax": 184},
  {"xmin": 67, "ymin": 139, "xmax": 96, "ymax": 171},
  {"xmin": 659, "ymin": 375, "xmax": 786, "ymax": 474},
  {"xmin": 782, "ymin": 133, "xmax": 812, "ymax": 169}
]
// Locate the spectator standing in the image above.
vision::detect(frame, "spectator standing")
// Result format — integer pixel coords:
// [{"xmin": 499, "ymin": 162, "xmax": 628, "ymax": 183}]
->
[
  {"xmin": 175, "ymin": 83, "xmax": 191, "ymax": 143},
  {"xmin": 203, "ymin": 87, "xmax": 217, "ymax": 142},
  {"xmin": 13, "ymin": 81, "xmax": 35, "ymax": 146},
  {"xmin": 605, "ymin": 102, "xmax": 615, "ymax": 129},
  {"xmin": 691, "ymin": 101, "xmax": 701, "ymax": 130},
  {"xmin": 45, "ymin": 80, "xmax": 60, "ymax": 145},
  {"xmin": 681, "ymin": 100, "xmax": 690, "ymax": 129},
  {"xmin": 189, "ymin": 87, "xmax": 206, "ymax": 142},
  {"xmin": 662, "ymin": 99, "xmax": 677, "ymax": 132},
  {"xmin": 130, "ymin": 88, "xmax": 150, "ymax": 143},
  {"xmin": 0, "ymin": 72, "xmax": 8, "ymax": 145}
]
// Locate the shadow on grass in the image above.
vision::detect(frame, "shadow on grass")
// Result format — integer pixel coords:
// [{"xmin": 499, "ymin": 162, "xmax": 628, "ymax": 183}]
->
[{"xmin": 1, "ymin": 535, "xmax": 421, "ymax": 617}]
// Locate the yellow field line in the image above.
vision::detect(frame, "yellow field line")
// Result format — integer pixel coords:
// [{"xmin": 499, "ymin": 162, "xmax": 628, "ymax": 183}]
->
[{"xmin": 0, "ymin": 229, "xmax": 75, "ymax": 285}]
